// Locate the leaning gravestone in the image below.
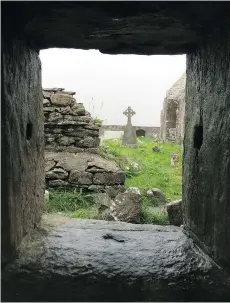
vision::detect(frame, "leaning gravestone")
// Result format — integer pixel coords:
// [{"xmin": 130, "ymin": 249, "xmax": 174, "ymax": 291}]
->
[{"xmin": 122, "ymin": 106, "xmax": 137, "ymax": 147}]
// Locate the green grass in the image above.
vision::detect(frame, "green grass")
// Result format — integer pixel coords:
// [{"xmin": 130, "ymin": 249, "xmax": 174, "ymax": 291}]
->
[
  {"xmin": 100, "ymin": 137, "xmax": 182, "ymax": 200},
  {"xmin": 45, "ymin": 189, "xmax": 98, "ymax": 219},
  {"xmin": 45, "ymin": 137, "xmax": 182, "ymax": 225}
]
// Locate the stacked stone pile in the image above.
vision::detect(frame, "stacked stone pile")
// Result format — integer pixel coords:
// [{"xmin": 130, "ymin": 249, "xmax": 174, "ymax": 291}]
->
[
  {"xmin": 43, "ymin": 88, "xmax": 125, "ymax": 194},
  {"xmin": 43, "ymin": 88, "xmax": 100, "ymax": 153}
]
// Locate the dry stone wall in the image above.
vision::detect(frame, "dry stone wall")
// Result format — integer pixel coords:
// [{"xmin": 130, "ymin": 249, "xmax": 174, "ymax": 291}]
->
[
  {"xmin": 43, "ymin": 88, "xmax": 125, "ymax": 195},
  {"xmin": 43, "ymin": 88, "xmax": 100, "ymax": 153}
]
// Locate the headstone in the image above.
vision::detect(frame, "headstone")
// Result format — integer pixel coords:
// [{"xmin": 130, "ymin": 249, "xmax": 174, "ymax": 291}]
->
[
  {"xmin": 166, "ymin": 199, "xmax": 183, "ymax": 226},
  {"xmin": 152, "ymin": 146, "xmax": 161, "ymax": 153},
  {"xmin": 122, "ymin": 106, "xmax": 137, "ymax": 147},
  {"xmin": 171, "ymin": 152, "xmax": 179, "ymax": 167}
]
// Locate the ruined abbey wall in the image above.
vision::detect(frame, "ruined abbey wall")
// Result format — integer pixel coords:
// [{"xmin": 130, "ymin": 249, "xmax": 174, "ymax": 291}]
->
[
  {"xmin": 160, "ymin": 73, "xmax": 186, "ymax": 144},
  {"xmin": 43, "ymin": 89, "xmax": 125, "ymax": 196},
  {"xmin": 43, "ymin": 88, "xmax": 100, "ymax": 153}
]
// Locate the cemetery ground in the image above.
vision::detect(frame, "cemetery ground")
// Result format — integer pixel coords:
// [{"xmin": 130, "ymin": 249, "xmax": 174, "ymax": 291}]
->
[{"xmin": 45, "ymin": 137, "xmax": 182, "ymax": 225}]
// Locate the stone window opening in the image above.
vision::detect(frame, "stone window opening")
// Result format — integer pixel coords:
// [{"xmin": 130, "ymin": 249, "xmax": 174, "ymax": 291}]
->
[
  {"xmin": 2, "ymin": 2, "xmax": 230, "ymax": 301},
  {"xmin": 26, "ymin": 121, "xmax": 33, "ymax": 140},
  {"xmin": 193, "ymin": 124, "xmax": 203, "ymax": 150}
]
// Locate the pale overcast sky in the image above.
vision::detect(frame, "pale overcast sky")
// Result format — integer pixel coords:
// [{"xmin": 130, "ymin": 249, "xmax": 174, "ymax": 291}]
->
[{"xmin": 40, "ymin": 49, "xmax": 186, "ymax": 126}]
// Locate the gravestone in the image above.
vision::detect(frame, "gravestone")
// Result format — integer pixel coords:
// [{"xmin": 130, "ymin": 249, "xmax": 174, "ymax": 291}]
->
[
  {"xmin": 122, "ymin": 106, "xmax": 137, "ymax": 147},
  {"xmin": 171, "ymin": 152, "xmax": 179, "ymax": 167}
]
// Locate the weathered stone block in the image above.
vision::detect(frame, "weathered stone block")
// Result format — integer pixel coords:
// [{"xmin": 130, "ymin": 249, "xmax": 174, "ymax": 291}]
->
[
  {"xmin": 88, "ymin": 185, "xmax": 105, "ymax": 191},
  {"xmin": 56, "ymin": 106, "xmax": 72, "ymax": 115},
  {"xmin": 146, "ymin": 188, "xmax": 168, "ymax": 205},
  {"xmin": 166, "ymin": 199, "xmax": 183, "ymax": 226},
  {"xmin": 45, "ymin": 159, "xmax": 56, "ymax": 172},
  {"xmin": 2, "ymin": 216, "xmax": 230, "ymax": 302},
  {"xmin": 43, "ymin": 106, "xmax": 55, "ymax": 113},
  {"xmin": 112, "ymin": 187, "xmax": 141, "ymax": 223},
  {"xmin": 46, "ymin": 168, "xmax": 68, "ymax": 180},
  {"xmin": 51, "ymin": 93, "xmax": 73, "ymax": 107},
  {"xmin": 43, "ymin": 91, "xmax": 53, "ymax": 99},
  {"xmin": 43, "ymin": 99, "xmax": 51, "ymax": 106},
  {"xmin": 48, "ymin": 179, "xmax": 69, "ymax": 187},
  {"xmin": 71, "ymin": 103, "xmax": 85, "ymax": 115},
  {"xmin": 105, "ymin": 185, "xmax": 126, "ymax": 199},
  {"xmin": 94, "ymin": 171, "xmax": 125, "ymax": 185},
  {"xmin": 82, "ymin": 137, "xmax": 100, "ymax": 148},
  {"xmin": 48, "ymin": 112, "xmax": 63, "ymax": 122},
  {"xmin": 57, "ymin": 136, "xmax": 75, "ymax": 146},
  {"xmin": 69, "ymin": 170, "xmax": 93, "ymax": 184}
]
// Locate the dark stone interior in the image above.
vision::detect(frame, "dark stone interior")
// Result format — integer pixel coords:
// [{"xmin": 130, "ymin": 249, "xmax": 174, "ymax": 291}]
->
[
  {"xmin": 2, "ymin": 1, "xmax": 230, "ymax": 301},
  {"xmin": 136, "ymin": 129, "xmax": 146, "ymax": 137}
]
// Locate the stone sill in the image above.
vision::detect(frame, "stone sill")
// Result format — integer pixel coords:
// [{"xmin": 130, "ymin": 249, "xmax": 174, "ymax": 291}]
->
[{"xmin": 2, "ymin": 215, "xmax": 230, "ymax": 302}]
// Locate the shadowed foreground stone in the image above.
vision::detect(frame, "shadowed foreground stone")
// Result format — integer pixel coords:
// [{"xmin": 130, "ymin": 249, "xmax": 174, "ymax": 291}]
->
[{"xmin": 2, "ymin": 215, "xmax": 230, "ymax": 302}]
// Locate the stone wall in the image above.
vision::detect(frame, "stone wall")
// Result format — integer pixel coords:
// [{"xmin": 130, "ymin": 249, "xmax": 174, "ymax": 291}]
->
[
  {"xmin": 99, "ymin": 125, "xmax": 160, "ymax": 138},
  {"xmin": 183, "ymin": 32, "xmax": 230, "ymax": 270},
  {"xmin": 43, "ymin": 88, "xmax": 100, "ymax": 153},
  {"xmin": 45, "ymin": 152, "xmax": 125, "ymax": 198},
  {"xmin": 43, "ymin": 89, "xmax": 125, "ymax": 195},
  {"xmin": 160, "ymin": 73, "xmax": 186, "ymax": 144},
  {"xmin": 2, "ymin": 38, "xmax": 44, "ymax": 265}
]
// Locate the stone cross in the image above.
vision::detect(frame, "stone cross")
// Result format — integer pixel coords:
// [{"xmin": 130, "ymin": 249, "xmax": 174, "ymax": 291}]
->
[
  {"xmin": 123, "ymin": 106, "xmax": 136, "ymax": 124},
  {"xmin": 122, "ymin": 106, "xmax": 137, "ymax": 147}
]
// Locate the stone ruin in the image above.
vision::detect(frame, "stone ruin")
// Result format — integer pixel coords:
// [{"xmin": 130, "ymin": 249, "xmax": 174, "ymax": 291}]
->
[
  {"xmin": 160, "ymin": 73, "xmax": 186, "ymax": 144},
  {"xmin": 43, "ymin": 88, "xmax": 125, "ymax": 196},
  {"xmin": 44, "ymin": 88, "xmax": 99, "ymax": 153},
  {"xmin": 2, "ymin": 3, "xmax": 230, "ymax": 302}
]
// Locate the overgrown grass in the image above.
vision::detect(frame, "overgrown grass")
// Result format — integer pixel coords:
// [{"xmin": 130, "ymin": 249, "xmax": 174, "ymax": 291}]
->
[
  {"xmin": 140, "ymin": 196, "xmax": 169, "ymax": 225},
  {"xmin": 45, "ymin": 189, "xmax": 98, "ymax": 219},
  {"xmin": 45, "ymin": 137, "xmax": 182, "ymax": 225},
  {"xmin": 100, "ymin": 137, "xmax": 182, "ymax": 200}
]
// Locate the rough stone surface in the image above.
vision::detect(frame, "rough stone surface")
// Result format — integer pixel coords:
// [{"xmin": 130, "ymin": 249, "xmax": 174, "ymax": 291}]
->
[
  {"xmin": 160, "ymin": 73, "xmax": 186, "ymax": 144},
  {"xmin": 96, "ymin": 188, "xmax": 141, "ymax": 223},
  {"xmin": 183, "ymin": 33, "xmax": 230, "ymax": 270},
  {"xmin": 94, "ymin": 171, "xmax": 126, "ymax": 185},
  {"xmin": 111, "ymin": 187, "xmax": 141, "ymax": 223},
  {"xmin": 45, "ymin": 152, "xmax": 125, "ymax": 191},
  {"xmin": 2, "ymin": 215, "xmax": 230, "ymax": 302},
  {"xmin": 51, "ymin": 93, "xmax": 73, "ymax": 106},
  {"xmin": 2, "ymin": 38, "xmax": 44, "ymax": 266},
  {"xmin": 43, "ymin": 89, "xmax": 100, "ymax": 151},
  {"xmin": 46, "ymin": 168, "xmax": 68, "ymax": 180},
  {"xmin": 166, "ymin": 200, "xmax": 183, "ymax": 227},
  {"xmin": 69, "ymin": 171, "xmax": 93, "ymax": 185},
  {"xmin": 146, "ymin": 188, "xmax": 168, "ymax": 206},
  {"xmin": 4, "ymin": 2, "xmax": 230, "ymax": 55},
  {"xmin": 44, "ymin": 90, "xmax": 125, "ymax": 192}
]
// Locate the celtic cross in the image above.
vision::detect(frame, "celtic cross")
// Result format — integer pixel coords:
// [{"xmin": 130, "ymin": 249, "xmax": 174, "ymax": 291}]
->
[{"xmin": 123, "ymin": 106, "xmax": 136, "ymax": 123}]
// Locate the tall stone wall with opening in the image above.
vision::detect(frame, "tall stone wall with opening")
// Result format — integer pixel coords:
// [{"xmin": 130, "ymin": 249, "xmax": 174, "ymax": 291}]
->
[
  {"xmin": 2, "ymin": 39, "xmax": 44, "ymax": 265},
  {"xmin": 160, "ymin": 73, "xmax": 186, "ymax": 144},
  {"xmin": 183, "ymin": 32, "xmax": 230, "ymax": 270},
  {"xmin": 43, "ymin": 88, "xmax": 125, "ymax": 196}
]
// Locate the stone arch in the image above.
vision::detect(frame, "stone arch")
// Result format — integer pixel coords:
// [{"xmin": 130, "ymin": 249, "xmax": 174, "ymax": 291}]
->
[{"xmin": 136, "ymin": 129, "xmax": 145, "ymax": 137}]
